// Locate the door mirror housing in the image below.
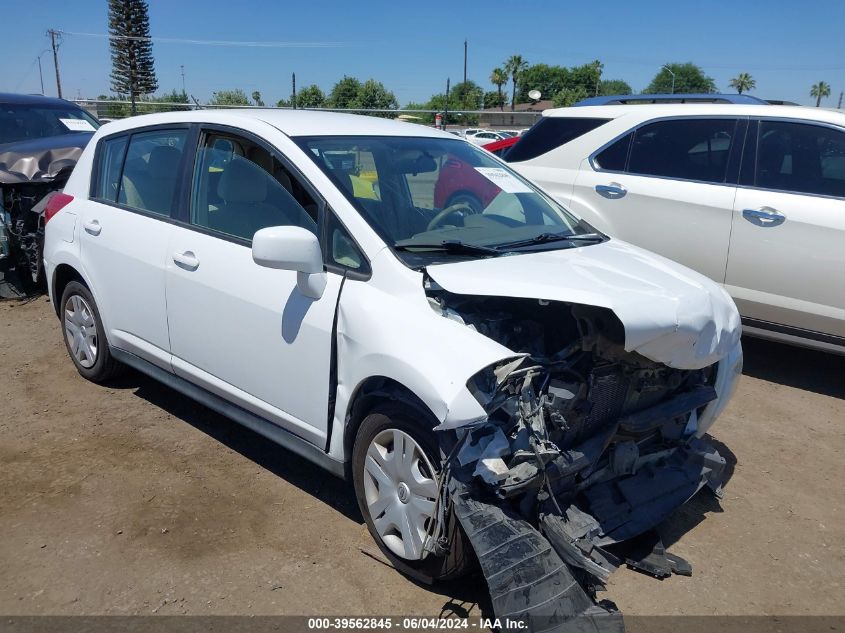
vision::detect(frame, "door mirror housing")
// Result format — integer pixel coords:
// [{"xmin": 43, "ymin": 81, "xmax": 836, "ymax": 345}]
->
[{"xmin": 252, "ymin": 226, "xmax": 327, "ymax": 299}]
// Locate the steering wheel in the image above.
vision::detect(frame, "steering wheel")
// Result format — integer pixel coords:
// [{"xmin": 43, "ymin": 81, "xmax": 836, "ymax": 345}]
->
[{"xmin": 426, "ymin": 202, "xmax": 478, "ymax": 232}]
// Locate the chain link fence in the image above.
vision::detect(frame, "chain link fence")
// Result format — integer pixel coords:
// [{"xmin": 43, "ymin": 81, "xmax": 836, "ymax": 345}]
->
[{"xmin": 73, "ymin": 99, "xmax": 544, "ymax": 132}]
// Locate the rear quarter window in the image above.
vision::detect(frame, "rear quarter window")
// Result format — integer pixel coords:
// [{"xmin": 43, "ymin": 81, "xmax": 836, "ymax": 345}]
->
[{"xmin": 506, "ymin": 117, "xmax": 610, "ymax": 162}]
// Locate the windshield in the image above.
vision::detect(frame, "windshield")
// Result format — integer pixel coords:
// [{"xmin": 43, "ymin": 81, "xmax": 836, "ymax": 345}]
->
[
  {"xmin": 295, "ymin": 135, "xmax": 597, "ymax": 262},
  {"xmin": 0, "ymin": 104, "xmax": 100, "ymax": 145}
]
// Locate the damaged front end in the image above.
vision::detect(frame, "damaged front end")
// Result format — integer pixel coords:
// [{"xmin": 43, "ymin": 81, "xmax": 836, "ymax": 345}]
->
[
  {"xmin": 0, "ymin": 133, "xmax": 91, "ymax": 298},
  {"xmin": 425, "ymin": 283, "xmax": 735, "ymax": 631}
]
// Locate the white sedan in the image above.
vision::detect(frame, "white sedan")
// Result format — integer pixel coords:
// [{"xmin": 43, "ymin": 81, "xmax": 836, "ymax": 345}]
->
[{"xmin": 465, "ymin": 130, "xmax": 509, "ymax": 146}]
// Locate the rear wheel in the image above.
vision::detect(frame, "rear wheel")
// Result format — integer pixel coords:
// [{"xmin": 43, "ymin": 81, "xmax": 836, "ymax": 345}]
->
[
  {"xmin": 352, "ymin": 404, "xmax": 473, "ymax": 581},
  {"xmin": 60, "ymin": 281, "xmax": 123, "ymax": 383}
]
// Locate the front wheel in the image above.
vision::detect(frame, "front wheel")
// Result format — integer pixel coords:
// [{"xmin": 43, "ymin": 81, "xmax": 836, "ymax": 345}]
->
[{"xmin": 352, "ymin": 404, "xmax": 473, "ymax": 581}]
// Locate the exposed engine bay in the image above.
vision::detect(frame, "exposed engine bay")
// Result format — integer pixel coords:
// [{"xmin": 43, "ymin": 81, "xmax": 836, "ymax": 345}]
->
[
  {"xmin": 0, "ymin": 132, "xmax": 91, "ymax": 298},
  {"xmin": 424, "ymin": 279, "xmax": 728, "ymax": 632},
  {"xmin": 0, "ymin": 181, "xmax": 57, "ymax": 297}
]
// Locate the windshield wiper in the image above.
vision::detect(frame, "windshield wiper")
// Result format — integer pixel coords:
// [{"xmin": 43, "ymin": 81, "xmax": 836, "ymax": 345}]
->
[
  {"xmin": 393, "ymin": 239, "xmax": 500, "ymax": 255},
  {"xmin": 494, "ymin": 232, "xmax": 605, "ymax": 250}
]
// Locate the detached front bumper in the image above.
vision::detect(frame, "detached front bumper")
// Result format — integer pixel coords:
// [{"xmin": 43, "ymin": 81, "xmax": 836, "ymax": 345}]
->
[{"xmin": 437, "ymin": 341, "xmax": 740, "ymax": 632}]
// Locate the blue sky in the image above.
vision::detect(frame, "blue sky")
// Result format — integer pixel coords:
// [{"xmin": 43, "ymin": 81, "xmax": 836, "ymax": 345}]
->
[{"xmin": 2, "ymin": 0, "xmax": 843, "ymax": 107}]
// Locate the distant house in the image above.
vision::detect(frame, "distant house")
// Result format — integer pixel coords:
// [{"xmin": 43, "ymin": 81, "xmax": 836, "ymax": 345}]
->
[{"xmin": 479, "ymin": 100, "xmax": 551, "ymax": 129}]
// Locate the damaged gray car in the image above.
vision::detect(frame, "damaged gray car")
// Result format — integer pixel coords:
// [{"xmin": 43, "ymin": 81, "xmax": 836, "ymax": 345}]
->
[
  {"xmin": 0, "ymin": 93, "xmax": 98, "ymax": 297},
  {"xmin": 46, "ymin": 113, "xmax": 742, "ymax": 632}
]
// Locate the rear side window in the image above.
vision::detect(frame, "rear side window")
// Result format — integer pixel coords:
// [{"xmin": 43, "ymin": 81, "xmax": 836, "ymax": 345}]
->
[
  {"xmin": 93, "ymin": 136, "xmax": 128, "ymax": 201},
  {"xmin": 627, "ymin": 118, "xmax": 738, "ymax": 184},
  {"xmin": 118, "ymin": 130, "xmax": 188, "ymax": 216},
  {"xmin": 754, "ymin": 120, "xmax": 845, "ymax": 198},
  {"xmin": 506, "ymin": 117, "xmax": 610, "ymax": 162},
  {"xmin": 594, "ymin": 132, "xmax": 632, "ymax": 171}
]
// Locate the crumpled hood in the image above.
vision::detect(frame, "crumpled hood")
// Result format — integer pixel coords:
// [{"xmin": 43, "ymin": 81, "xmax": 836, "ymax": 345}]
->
[
  {"xmin": 426, "ymin": 239, "xmax": 741, "ymax": 370},
  {"xmin": 0, "ymin": 133, "xmax": 93, "ymax": 184}
]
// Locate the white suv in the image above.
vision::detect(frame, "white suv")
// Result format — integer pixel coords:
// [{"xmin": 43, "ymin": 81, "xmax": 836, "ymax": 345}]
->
[
  {"xmin": 43, "ymin": 110, "xmax": 741, "ymax": 621},
  {"xmin": 508, "ymin": 104, "xmax": 845, "ymax": 354}
]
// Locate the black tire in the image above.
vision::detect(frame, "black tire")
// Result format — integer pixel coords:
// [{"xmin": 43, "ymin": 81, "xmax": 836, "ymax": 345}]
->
[
  {"xmin": 59, "ymin": 281, "xmax": 123, "ymax": 383},
  {"xmin": 352, "ymin": 403, "xmax": 474, "ymax": 582}
]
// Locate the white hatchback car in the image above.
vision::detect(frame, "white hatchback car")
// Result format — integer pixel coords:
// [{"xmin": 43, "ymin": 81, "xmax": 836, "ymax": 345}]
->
[
  {"xmin": 43, "ymin": 110, "xmax": 741, "ymax": 618},
  {"xmin": 508, "ymin": 104, "xmax": 845, "ymax": 354}
]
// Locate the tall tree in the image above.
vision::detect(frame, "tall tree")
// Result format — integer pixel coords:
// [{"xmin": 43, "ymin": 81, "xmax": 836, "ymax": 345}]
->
[
  {"xmin": 515, "ymin": 64, "xmax": 569, "ymax": 103},
  {"xmin": 599, "ymin": 79, "xmax": 633, "ymax": 96},
  {"xmin": 504, "ymin": 55, "xmax": 528, "ymax": 111},
  {"xmin": 645, "ymin": 63, "xmax": 716, "ymax": 94},
  {"xmin": 251, "ymin": 91, "xmax": 264, "ymax": 106},
  {"xmin": 352, "ymin": 79, "xmax": 398, "ymax": 116},
  {"xmin": 490, "ymin": 67, "xmax": 507, "ymax": 111},
  {"xmin": 108, "ymin": 0, "xmax": 158, "ymax": 115},
  {"xmin": 729, "ymin": 73, "xmax": 756, "ymax": 94},
  {"xmin": 810, "ymin": 81, "xmax": 831, "ymax": 107},
  {"xmin": 209, "ymin": 89, "xmax": 249, "ymax": 106},
  {"xmin": 450, "ymin": 80, "xmax": 483, "ymax": 110},
  {"xmin": 296, "ymin": 85, "xmax": 326, "ymax": 108},
  {"xmin": 328, "ymin": 76, "xmax": 362, "ymax": 108}
]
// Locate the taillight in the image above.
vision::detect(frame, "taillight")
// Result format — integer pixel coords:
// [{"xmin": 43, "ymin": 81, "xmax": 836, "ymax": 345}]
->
[{"xmin": 44, "ymin": 192, "xmax": 74, "ymax": 224}]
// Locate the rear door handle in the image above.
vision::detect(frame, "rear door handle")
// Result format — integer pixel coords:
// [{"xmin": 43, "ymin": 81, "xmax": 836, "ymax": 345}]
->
[
  {"xmin": 742, "ymin": 207, "xmax": 786, "ymax": 227},
  {"xmin": 83, "ymin": 220, "xmax": 102, "ymax": 236},
  {"xmin": 595, "ymin": 183, "xmax": 627, "ymax": 199},
  {"xmin": 172, "ymin": 250, "xmax": 200, "ymax": 271}
]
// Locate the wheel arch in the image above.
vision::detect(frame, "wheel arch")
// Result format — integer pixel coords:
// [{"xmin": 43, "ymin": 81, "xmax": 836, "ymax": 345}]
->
[
  {"xmin": 342, "ymin": 375, "xmax": 439, "ymax": 476},
  {"xmin": 51, "ymin": 263, "xmax": 88, "ymax": 317}
]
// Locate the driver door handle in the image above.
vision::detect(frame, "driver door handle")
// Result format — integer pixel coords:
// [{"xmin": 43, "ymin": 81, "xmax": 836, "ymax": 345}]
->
[
  {"xmin": 595, "ymin": 183, "xmax": 627, "ymax": 199},
  {"xmin": 172, "ymin": 250, "xmax": 200, "ymax": 271},
  {"xmin": 83, "ymin": 220, "xmax": 102, "ymax": 236},
  {"xmin": 742, "ymin": 207, "xmax": 786, "ymax": 227}
]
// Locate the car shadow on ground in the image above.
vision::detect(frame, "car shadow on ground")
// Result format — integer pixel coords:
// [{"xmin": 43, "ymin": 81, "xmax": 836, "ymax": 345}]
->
[
  {"xmin": 109, "ymin": 368, "xmax": 362, "ymax": 523},
  {"xmin": 108, "ymin": 368, "xmax": 495, "ymax": 617},
  {"xmin": 741, "ymin": 336, "xmax": 845, "ymax": 400}
]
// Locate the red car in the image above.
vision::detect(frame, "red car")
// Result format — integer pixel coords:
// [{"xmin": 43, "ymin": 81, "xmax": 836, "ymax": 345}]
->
[{"xmin": 434, "ymin": 136, "xmax": 520, "ymax": 212}]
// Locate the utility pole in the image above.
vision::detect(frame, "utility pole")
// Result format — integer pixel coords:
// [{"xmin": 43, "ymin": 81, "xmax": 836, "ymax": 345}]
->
[
  {"xmin": 463, "ymin": 40, "xmax": 467, "ymax": 85},
  {"xmin": 292, "ymin": 72, "xmax": 297, "ymax": 109},
  {"xmin": 444, "ymin": 78, "xmax": 450, "ymax": 130},
  {"xmin": 37, "ymin": 55, "xmax": 45, "ymax": 95},
  {"xmin": 180, "ymin": 65, "xmax": 186, "ymax": 95},
  {"xmin": 662, "ymin": 64, "xmax": 676, "ymax": 94},
  {"xmin": 47, "ymin": 29, "xmax": 63, "ymax": 98},
  {"xmin": 839, "ymin": 91, "xmax": 843, "ymax": 110}
]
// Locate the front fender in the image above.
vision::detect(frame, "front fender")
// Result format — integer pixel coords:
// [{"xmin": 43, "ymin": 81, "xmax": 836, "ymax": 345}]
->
[{"xmin": 328, "ymin": 272, "xmax": 518, "ymax": 460}]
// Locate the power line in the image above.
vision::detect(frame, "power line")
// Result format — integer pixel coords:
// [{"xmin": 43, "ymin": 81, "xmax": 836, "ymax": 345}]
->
[{"xmin": 58, "ymin": 30, "xmax": 347, "ymax": 48}]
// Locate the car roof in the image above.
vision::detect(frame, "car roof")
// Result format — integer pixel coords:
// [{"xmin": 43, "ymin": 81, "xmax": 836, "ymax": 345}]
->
[
  {"xmin": 0, "ymin": 92, "xmax": 85, "ymax": 108},
  {"xmin": 542, "ymin": 103, "xmax": 845, "ymax": 126},
  {"xmin": 94, "ymin": 109, "xmax": 454, "ymax": 139},
  {"xmin": 575, "ymin": 93, "xmax": 769, "ymax": 106}
]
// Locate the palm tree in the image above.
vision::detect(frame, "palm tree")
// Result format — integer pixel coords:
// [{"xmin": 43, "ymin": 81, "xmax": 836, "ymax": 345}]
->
[
  {"xmin": 810, "ymin": 81, "xmax": 831, "ymax": 107},
  {"xmin": 504, "ymin": 55, "xmax": 528, "ymax": 111},
  {"xmin": 490, "ymin": 67, "xmax": 507, "ymax": 111},
  {"xmin": 729, "ymin": 72, "xmax": 755, "ymax": 95}
]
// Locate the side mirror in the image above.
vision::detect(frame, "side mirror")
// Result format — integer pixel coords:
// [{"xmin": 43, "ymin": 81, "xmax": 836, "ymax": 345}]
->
[{"xmin": 252, "ymin": 226, "xmax": 327, "ymax": 299}]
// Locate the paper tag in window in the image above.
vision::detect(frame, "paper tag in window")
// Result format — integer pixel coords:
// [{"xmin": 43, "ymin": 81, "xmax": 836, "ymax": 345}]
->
[
  {"xmin": 59, "ymin": 118, "xmax": 96, "ymax": 132},
  {"xmin": 473, "ymin": 167, "xmax": 532, "ymax": 193}
]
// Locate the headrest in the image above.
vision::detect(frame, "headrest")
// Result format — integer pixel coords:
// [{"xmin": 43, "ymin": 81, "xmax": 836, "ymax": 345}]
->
[
  {"xmin": 148, "ymin": 145, "xmax": 182, "ymax": 179},
  {"xmin": 218, "ymin": 156, "xmax": 268, "ymax": 204}
]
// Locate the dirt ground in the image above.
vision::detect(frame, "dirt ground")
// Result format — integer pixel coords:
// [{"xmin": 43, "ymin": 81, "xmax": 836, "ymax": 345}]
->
[{"xmin": 1, "ymin": 296, "xmax": 843, "ymax": 617}]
